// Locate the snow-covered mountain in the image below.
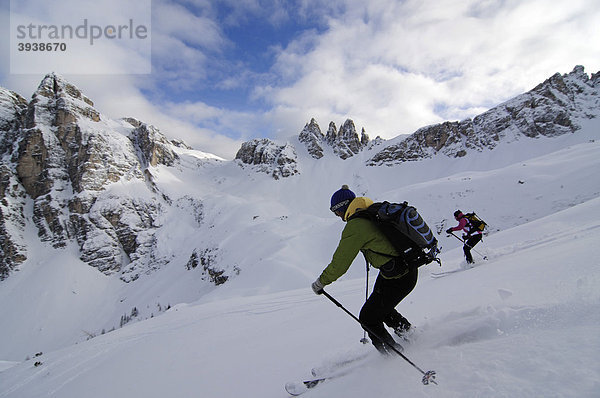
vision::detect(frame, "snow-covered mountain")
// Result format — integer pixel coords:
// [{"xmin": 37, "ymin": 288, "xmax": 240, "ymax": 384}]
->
[
  {"xmin": 1, "ymin": 66, "xmax": 597, "ymax": 283},
  {"xmin": 0, "ymin": 74, "xmax": 223, "ymax": 282},
  {"xmin": 368, "ymin": 65, "xmax": 599, "ymax": 165},
  {"xmin": 0, "ymin": 66, "xmax": 599, "ymax": 397}
]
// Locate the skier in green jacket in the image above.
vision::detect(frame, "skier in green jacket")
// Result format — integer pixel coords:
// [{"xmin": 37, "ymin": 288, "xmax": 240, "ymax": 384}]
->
[{"xmin": 311, "ymin": 185, "xmax": 417, "ymax": 355}]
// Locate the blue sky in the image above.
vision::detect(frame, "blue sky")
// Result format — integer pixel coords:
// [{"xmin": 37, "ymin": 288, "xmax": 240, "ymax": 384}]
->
[
  {"xmin": 149, "ymin": 1, "xmax": 326, "ymax": 109},
  {"xmin": 1, "ymin": 0, "xmax": 600, "ymax": 158}
]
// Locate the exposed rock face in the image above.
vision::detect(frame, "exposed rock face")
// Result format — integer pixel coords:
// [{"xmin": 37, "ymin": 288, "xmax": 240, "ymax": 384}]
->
[
  {"xmin": 0, "ymin": 88, "xmax": 29, "ymax": 279},
  {"xmin": 368, "ymin": 66, "xmax": 600, "ymax": 165},
  {"xmin": 14, "ymin": 74, "xmax": 151, "ymax": 260},
  {"xmin": 298, "ymin": 118, "xmax": 325, "ymax": 159},
  {"xmin": 298, "ymin": 118, "xmax": 370, "ymax": 160},
  {"xmin": 0, "ymin": 73, "xmax": 210, "ymax": 282},
  {"xmin": 331, "ymin": 119, "xmax": 370, "ymax": 159},
  {"xmin": 128, "ymin": 120, "xmax": 179, "ymax": 168},
  {"xmin": 235, "ymin": 138, "xmax": 299, "ymax": 179},
  {"xmin": 186, "ymin": 248, "xmax": 229, "ymax": 286}
]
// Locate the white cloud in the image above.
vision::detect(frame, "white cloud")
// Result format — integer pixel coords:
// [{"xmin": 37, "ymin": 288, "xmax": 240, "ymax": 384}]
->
[
  {"xmin": 8, "ymin": 0, "xmax": 152, "ymax": 74},
  {"xmin": 3, "ymin": 0, "xmax": 599, "ymax": 159},
  {"xmin": 1, "ymin": 0, "xmax": 242, "ymax": 158},
  {"xmin": 260, "ymin": 0, "xmax": 600, "ymax": 139},
  {"xmin": 153, "ymin": 2, "xmax": 226, "ymax": 50}
]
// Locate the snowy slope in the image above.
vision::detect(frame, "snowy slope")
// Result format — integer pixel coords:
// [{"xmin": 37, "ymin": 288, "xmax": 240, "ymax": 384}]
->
[
  {"xmin": 0, "ymin": 193, "xmax": 598, "ymax": 397},
  {"xmin": 0, "ymin": 120, "xmax": 598, "ymax": 363},
  {"xmin": 0, "ymin": 98, "xmax": 599, "ymax": 397}
]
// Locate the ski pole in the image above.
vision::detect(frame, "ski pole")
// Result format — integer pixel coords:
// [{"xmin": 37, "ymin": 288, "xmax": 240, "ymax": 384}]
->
[
  {"xmin": 448, "ymin": 232, "xmax": 488, "ymax": 260},
  {"xmin": 321, "ymin": 290, "xmax": 437, "ymax": 385},
  {"xmin": 360, "ymin": 259, "xmax": 370, "ymax": 344}
]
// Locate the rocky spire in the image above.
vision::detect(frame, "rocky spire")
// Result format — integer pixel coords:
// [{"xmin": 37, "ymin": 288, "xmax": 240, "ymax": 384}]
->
[
  {"xmin": 325, "ymin": 121, "xmax": 337, "ymax": 143},
  {"xmin": 298, "ymin": 118, "xmax": 325, "ymax": 159},
  {"xmin": 327, "ymin": 119, "xmax": 369, "ymax": 159},
  {"xmin": 298, "ymin": 118, "xmax": 369, "ymax": 160}
]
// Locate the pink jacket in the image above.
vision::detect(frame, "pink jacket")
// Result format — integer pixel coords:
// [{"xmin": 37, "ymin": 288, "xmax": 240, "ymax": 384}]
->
[{"xmin": 450, "ymin": 214, "xmax": 482, "ymax": 235}]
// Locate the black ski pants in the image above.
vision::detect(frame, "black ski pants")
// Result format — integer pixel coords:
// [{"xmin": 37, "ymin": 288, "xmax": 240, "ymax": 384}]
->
[
  {"xmin": 359, "ymin": 267, "xmax": 418, "ymax": 354},
  {"xmin": 464, "ymin": 234, "xmax": 483, "ymax": 263}
]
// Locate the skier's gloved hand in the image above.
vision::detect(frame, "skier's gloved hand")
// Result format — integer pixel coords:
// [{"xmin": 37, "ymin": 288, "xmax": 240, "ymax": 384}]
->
[
  {"xmin": 311, "ymin": 278, "xmax": 325, "ymax": 295},
  {"xmin": 445, "ymin": 228, "xmax": 453, "ymax": 234}
]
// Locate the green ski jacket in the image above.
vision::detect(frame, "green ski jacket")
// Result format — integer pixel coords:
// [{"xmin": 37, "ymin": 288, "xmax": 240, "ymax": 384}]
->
[{"xmin": 318, "ymin": 197, "xmax": 400, "ymax": 286}]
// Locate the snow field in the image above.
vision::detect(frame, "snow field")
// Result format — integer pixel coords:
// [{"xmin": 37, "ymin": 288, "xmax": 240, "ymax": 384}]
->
[
  {"xmin": 0, "ymin": 119, "xmax": 598, "ymax": 397},
  {"xmin": 1, "ymin": 195, "xmax": 599, "ymax": 397}
]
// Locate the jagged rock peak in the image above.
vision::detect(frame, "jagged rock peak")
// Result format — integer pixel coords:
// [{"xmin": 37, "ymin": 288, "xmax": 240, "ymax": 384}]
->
[
  {"xmin": 338, "ymin": 119, "xmax": 357, "ymax": 138},
  {"xmin": 35, "ymin": 73, "xmax": 94, "ymax": 107},
  {"xmin": 302, "ymin": 118, "xmax": 323, "ymax": 138},
  {"xmin": 326, "ymin": 121, "xmax": 337, "ymax": 140},
  {"xmin": 298, "ymin": 118, "xmax": 325, "ymax": 159},
  {"xmin": 360, "ymin": 127, "xmax": 369, "ymax": 146},
  {"xmin": 298, "ymin": 118, "xmax": 370, "ymax": 159},
  {"xmin": 28, "ymin": 73, "xmax": 100, "ymax": 129},
  {"xmin": 334, "ymin": 119, "xmax": 370, "ymax": 158}
]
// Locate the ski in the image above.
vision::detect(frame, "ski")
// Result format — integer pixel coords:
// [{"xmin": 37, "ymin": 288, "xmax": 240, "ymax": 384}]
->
[
  {"xmin": 285, "ymin": 369, "xmax": 352, "ymax": 396},
  {"xmin": 286, "ymin": 352, "xmax": 372, "ymax": 395},
  {"xmin": 286, "ymin": 354, "xmax": 435, "ymax": 395},
  {"xmin": 302, "ymin": 291, "xmax": 438, "ymax": 389},
  {"xmin": 285, "ymin": 376, "xmax": 328, "ymax": 395}
]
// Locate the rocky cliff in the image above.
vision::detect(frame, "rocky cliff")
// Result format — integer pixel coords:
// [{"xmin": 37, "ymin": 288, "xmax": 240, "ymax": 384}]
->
[
  {"xmin": 0, "ymin": 74, "xmax": 224, "ymax": 282},
  {"xmin": 0, "ymin": 88, "xmax": 29, "ymax": 279},
  {"xmin": 368, "ymin": 66, "xmax": 599, "ymax": 165},
  {"xmin": 235, "ymin": 138, "xmax": 299, "ymax": 179},
  {"xmin": 235, "ymin": 117, "xmax": 370, "ymax": 179},
  {"xmin": 298, "ymin": 118, "xmax": 370, "ymax": 160}
]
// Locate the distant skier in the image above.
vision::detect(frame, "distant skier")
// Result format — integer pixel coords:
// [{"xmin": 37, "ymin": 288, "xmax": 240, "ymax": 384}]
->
[
  {"xmin": 311, "ymin": 185, "xmax": 415, "ymax": 356},
  {"xmin": 446, "ymin": 210, "xmax": 483, "ymax": 264}
]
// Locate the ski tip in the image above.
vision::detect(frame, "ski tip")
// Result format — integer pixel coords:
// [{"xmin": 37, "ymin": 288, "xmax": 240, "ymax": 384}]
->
[{"xmin": 285, "ymin": 381, "xmax": 308, "ymax": 396}]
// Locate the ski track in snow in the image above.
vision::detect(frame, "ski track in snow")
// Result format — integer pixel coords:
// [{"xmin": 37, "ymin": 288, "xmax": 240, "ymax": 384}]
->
[
  {"xmin": 415, "ymin": 301, "xmax": 599, "ymax": 350},
  {"xmin": 1, "ymin": 135, "xmax": 600, "ymax": 397}
]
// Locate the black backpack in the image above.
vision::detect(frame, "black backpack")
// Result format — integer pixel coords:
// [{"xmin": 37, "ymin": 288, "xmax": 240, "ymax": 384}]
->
[
  {"xmin": 464, "ymin": 212, "xmax": 487, "ymax": 233},
  {"xmin": 350, "ymin": 201, "xmax": 441, "ymax": 268}
]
